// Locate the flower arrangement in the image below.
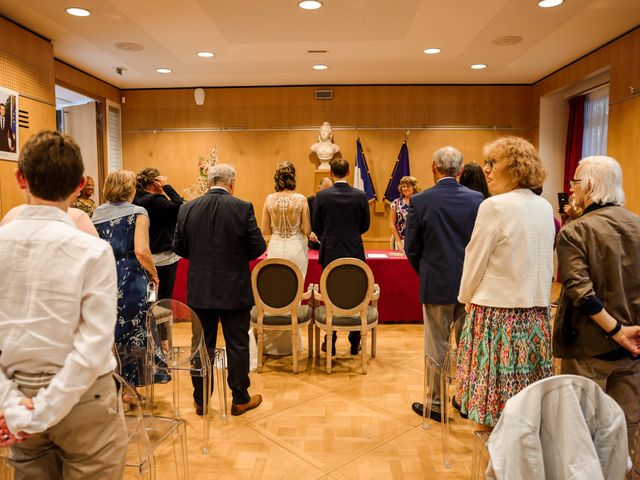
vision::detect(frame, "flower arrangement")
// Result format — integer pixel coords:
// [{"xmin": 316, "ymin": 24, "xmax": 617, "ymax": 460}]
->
[{"xmin": 183, "ymin": 146, "xmax": 218, "ymax": 200}]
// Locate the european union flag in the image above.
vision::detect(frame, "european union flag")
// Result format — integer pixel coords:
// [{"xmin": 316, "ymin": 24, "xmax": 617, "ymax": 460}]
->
[
  {"xmin": 353, "ymin": 138, "xmax": 376, "ymax": 201},
  {"xmin": 384, "ymin": 142, "xmax": 410, "ymax": 203}
]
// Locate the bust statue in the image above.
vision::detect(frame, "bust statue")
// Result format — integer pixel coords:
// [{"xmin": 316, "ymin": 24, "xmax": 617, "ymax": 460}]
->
[{"xmin": 310, "ymin": 122, "xmax": 340, "ymax": 171}]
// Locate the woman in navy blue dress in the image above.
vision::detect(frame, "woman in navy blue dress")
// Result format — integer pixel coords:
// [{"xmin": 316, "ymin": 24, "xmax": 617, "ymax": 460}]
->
[{"xmin": 93, "ymin": 170, "xmax": 165, "ymax": 386}]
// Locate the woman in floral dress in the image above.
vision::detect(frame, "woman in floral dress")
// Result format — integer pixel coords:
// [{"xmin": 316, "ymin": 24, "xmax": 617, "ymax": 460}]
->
[
  {"xmin": 389, "ymin": 176, "xmax": 420, "ymax": 250},
  {"xmin": 456, "ymin": 137, "xmax": 555, "ymax": 428},
  {"xmin": 93, "ymin": 170, "xmax": 165, "ymax": 386}
]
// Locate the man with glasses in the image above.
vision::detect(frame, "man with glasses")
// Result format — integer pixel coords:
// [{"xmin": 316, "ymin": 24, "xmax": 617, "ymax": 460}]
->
[{"xmin": 555, "ymin": 155, "xmax": 640, "ymax": 448}]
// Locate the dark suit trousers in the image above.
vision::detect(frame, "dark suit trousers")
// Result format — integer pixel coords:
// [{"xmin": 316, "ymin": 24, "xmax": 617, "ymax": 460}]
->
[
  {"xmin": 156, "ymin": 262, "xmax": 178, "ymax": 300},
  {"xmin": 191, "ymin": 308, "xmax": 251, "ymax": 405}
]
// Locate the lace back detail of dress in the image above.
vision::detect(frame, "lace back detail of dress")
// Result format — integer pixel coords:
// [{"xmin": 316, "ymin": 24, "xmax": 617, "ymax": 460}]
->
[{"xmin": 267, "ymin": 193, "xmax": 304, "ymax": 238}]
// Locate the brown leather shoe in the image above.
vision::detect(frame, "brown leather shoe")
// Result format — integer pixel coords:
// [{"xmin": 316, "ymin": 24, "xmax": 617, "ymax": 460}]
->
[{"xmin": 231, "ymin": 395, "xmax": 262, "ymax": 416}]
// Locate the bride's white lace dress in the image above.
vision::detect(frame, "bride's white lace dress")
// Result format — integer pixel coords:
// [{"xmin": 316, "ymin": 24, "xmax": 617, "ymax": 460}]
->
[{"xmin": 261, "ymin": 192, "xmax": 311, "ymax": 355}]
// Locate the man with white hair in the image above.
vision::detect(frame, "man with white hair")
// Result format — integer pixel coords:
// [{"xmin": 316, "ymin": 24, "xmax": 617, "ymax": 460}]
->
[
  {"xmin": 404, "ymin": 146, "xmax": 484, "ymax": 421},
  {"xmin": 555, "ymin": 155, "xmax": 640, "ymax": 446},
  {"xmin": 173, "ymin": 164, "xmax": 266, "ymax": 416}
]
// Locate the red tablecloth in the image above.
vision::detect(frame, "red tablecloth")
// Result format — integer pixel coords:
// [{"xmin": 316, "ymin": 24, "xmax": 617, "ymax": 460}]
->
[{"xmin": 172, "ymin": 250, "xmax": 422, "ymax": 323}]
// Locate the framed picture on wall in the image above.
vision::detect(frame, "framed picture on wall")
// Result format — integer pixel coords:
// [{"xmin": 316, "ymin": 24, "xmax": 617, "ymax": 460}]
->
[{"xmin": 0, "ymin": 86, "xmax": 19, "ymax": 161}]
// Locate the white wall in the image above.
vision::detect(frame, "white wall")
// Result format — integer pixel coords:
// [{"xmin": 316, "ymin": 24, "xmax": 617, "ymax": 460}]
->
[{"xmin": 63, "ymin": 102, "xmax": 99, "ymax": 201}]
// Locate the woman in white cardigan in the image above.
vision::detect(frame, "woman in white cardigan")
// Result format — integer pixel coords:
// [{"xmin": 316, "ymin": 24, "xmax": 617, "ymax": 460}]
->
[{"xmin": 455, "ymin": 136, "xmax": 555, "ymax": 429}]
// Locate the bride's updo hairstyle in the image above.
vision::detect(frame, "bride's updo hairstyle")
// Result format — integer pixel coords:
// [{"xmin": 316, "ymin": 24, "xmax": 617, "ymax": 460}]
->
[{"xmin": 274, "ymin": 161, "xmax": 296, "ymax": 191}]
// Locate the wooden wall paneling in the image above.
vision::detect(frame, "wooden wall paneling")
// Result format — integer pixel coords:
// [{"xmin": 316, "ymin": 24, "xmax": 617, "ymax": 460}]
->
[
  {"xmin": 121, "ymin": 85, "xmax": 536, "ymax": 132},
  {"xmin": 54, "ymin": 60, "xmax": 121, "ymax": 104},
  {"xmin": 608, "ymin": 96, "xmax": 640, "ymax": 215},
  {"xmin": 0, "ymin": 98, "xmax": 56, "ymax": 216},
  {"xmin": 0, "ymin": 17, "xmax": 56, "ymax": 217},
  {"xmin": 122, "ymin": 128, "xmax": 528, "ymax": 249},
  {"xmin": 0, "ymin": 17, "xmax": 55, "ymax": 105}
]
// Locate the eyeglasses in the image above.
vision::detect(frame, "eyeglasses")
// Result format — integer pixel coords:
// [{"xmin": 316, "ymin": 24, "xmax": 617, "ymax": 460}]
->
[
  {"xmin": 569, "ymin": 178, "xmax": 582, "ymax": 188},
  {"xmin": 483, "ymin": 159, "xmax": 497, "ymax": 171}
]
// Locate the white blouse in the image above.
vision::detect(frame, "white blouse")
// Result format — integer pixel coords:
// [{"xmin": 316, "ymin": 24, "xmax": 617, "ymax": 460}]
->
[{"xmin": 458, "ymin": 189, "xmax": 554, "ymax": 308}]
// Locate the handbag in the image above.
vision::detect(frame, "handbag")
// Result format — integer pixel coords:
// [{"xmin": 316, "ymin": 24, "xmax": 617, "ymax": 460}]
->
[{"xmin": 146, "ymin": 282, "xmax": 157, "ymax": 303}]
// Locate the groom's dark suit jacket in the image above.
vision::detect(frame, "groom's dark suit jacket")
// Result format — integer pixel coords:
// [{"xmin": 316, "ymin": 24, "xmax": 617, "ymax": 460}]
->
[
  {"xmin": 173, "ymin": 188, "xmax": 266, "ymax": 310},
  {"xmin": 312, "ymin": 181, "xmax": 370, "ymax": 268}
]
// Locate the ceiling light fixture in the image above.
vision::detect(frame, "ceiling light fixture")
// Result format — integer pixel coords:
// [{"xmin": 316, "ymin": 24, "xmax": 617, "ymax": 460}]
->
[
  {"xmin": 298, "ymin": 1, "xmax": 322, "ymax": 10},
  {"xmin": 155, "ymin": 67, "xmax": 172, "ymax": 74},
  {"xmin": 423, "ymin": 48, "xmax": 442, "ymax": 55},
  {"xmin": 65, "ymin": 7, "xmax": 91, "ymax": 17},
  {"xmin": 197, "ymin": 51, "xmax": 215, "ymax": 58},
  {"xmin": 470, "ymin": 64, "xmax": 487, "ymax": 70},
  {"xmin": 537, "ymin": 0, "xmax": 564, "ymax": 7},
  {"xmin": 313, "ymin": 64, "xmax": 328, "ymax": 70}
]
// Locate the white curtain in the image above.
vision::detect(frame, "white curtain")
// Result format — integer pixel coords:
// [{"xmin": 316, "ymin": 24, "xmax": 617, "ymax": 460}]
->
[{"xmin": 581, "ymin": 85, "xmax": 609, "ymax": 157}]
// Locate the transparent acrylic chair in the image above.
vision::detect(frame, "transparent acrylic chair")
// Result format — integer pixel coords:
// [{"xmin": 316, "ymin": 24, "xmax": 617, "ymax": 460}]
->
[
  {"xmin": 113, "ymin": 371, "xmax": 189, "ymax": 479},
  {"xmin": 145, "ymin": 299, "xmax": 228, "ymax": 455},
  {"xmin": 422, "ymin": 328, "xmax": 457, "ymax": 468},
  {"xmin": 471, "ymin": 430, "xmax": 491, "ymax": 479}
]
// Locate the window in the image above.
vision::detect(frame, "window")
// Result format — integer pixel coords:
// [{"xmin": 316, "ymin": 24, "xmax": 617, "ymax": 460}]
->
[
  {"xmin": 106, "ymin": 99, "xmax": 122, "ymax": 172},
  {"xmin": 582, "ymin": 85, "xmax": 609, "ymax": 157}
]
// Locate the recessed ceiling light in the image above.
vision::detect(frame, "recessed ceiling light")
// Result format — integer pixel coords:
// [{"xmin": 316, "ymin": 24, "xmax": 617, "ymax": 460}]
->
[
  {"xmin": 196, "ymin": 51, "xmax": 215, "ymax": 58},
  {"xmin": 313, "ymin": 64, "xmax": 328, "ymax": 70},
  {"xmin": 537, "ymin": 0, "xmax": 564, "ymax": 7},
  {"xmin": 65, "ymin": 7, "xmax": 91, "ymax": 17},
  {"xmin": 470, "ymin": 64, "xmax": 487, "ymax": 70},
  {"xmin": 155, "ymin": 67, "xmax": 172, "ymax": 74},
  {"xmin": 423, "ymin": 48, "xmax": 442, "ymax": 55},
  {"xmin": 298, "ymin": 1, "xmax": 322, "ymax": 10}
]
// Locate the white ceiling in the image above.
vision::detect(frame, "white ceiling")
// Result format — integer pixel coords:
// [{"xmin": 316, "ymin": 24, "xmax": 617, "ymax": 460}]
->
[{"xmin": 1, "ymin": 0, "xmax": 639, "ymax": 89}]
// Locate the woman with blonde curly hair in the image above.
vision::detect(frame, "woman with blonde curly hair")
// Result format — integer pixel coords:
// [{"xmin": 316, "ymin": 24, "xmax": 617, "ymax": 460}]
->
[
  {"xmin": 455, "ymin": 136, "xmax": 555, "ymax": 428},
  {"xmin": 389, "ymin": 176, "xmax": 420, "ymax": 250},
  {"xmin": 260, "ymin": 161, "xmax": 311, "ymax": 354}
]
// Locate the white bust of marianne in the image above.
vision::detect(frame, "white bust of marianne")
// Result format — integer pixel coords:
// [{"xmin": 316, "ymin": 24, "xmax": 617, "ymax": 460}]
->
[{"xmin": 310, "ymin": 122, "xmax": 340, "ymax": 171}]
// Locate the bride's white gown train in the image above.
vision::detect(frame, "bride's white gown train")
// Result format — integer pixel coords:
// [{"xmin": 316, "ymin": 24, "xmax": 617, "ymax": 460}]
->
[{"xmin": 262, "ymin": 193, "xmax": 309, "ymax": 355}]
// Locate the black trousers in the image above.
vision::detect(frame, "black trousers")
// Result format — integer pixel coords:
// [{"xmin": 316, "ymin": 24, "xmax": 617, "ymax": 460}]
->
[
  {"xmin": 156, "ymin": 261, "xmax": 178, "ymax": 300},
  {"xmin": 191, "ymin": 307, "xmax": 251, "ymax": 405}
]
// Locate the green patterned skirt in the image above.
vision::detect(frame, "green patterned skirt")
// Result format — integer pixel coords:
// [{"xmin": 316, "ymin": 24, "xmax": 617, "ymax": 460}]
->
[{"xmin": 455, "ymin": 304, "xmax": 553, "ymax": 427}]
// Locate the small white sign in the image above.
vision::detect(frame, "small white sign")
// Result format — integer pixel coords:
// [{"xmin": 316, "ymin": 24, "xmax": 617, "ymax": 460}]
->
[{"xmin": 367, "ymin": 253, "xmax": 388, "ymax": 259}]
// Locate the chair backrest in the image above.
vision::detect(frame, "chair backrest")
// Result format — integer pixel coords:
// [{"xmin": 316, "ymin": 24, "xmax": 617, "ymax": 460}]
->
[
  {"xmin": 320, "ymin": 258, "xmax": 374, "ymax": 316},
  {"xmin": 251, "ymin": 258, "xmax": 303, "ymax": 317},
  {"xmin": 147, "ymin": 299, "xmax": 207, "ymax": 365},
  {"xmin": 486, "ymin": 374, "xmax": 628, "ymax": 480}
]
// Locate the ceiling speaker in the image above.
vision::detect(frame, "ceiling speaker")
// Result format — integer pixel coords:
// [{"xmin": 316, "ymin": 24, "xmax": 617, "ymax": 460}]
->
[
  {"xmin": 315, "ymin": 89, "xmax": 333, "ymax": 100},
  {"xmin": 194, "ymin": 88, "xmax": 205, "ymax": 106}
]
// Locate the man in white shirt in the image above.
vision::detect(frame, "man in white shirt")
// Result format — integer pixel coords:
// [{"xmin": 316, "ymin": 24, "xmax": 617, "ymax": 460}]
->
[{"xmin": 0, "ymin": 130, "xmax": 126, "ymax": 478}]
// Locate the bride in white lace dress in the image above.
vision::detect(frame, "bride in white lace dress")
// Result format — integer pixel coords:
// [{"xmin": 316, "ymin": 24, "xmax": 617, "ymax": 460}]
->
[{"xmin": 260, "ymin": 161, "xmax": 311, "ymax": 355}]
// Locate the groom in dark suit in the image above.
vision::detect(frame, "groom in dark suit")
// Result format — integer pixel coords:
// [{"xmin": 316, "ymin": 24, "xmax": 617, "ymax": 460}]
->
[
  {"xmin": 404, "ymin": 146, "xmax": 483, "ymax": 421},
  {"xmin": 313, "ymin": 157, "xmax": 370, "ymax": 355},
  {"xmin": 173, "ymin": 163, "xmax": 266, "ymax": 416}
]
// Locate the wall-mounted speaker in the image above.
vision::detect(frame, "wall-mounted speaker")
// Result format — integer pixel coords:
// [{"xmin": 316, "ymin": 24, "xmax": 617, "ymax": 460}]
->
[
  {"xmin": 194, "ymin": 88, "xmax": 205, "ymax": 106},
  {"xmin": 314, "ymin": 89, "xmax": 333, "ymax": 100}
]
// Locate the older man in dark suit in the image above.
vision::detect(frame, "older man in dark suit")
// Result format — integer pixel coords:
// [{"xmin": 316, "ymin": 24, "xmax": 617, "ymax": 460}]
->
[
  {"xmin": 173, "ymin": 164, "xmax": 266, "ymax": 416},
  {"xmin": 313, "ymin": 157, "xmax": 370, "ymax": 355},
  {"xmin": 404, "ymin": 147, "xmax": 484, "ymax": 421}
]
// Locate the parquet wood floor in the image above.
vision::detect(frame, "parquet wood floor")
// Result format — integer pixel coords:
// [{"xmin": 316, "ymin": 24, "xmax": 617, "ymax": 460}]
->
[{"xmin": 137, "ymin": 324, "xmax": 479, "ymax": 480}]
